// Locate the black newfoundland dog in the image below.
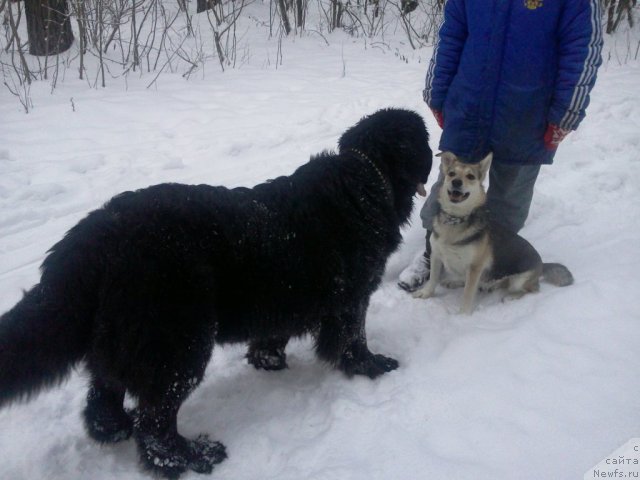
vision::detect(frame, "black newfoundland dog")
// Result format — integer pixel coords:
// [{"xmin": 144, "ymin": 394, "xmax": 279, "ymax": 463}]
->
[{"xmin": 0, "ymin": 108, "xmax": 432, "ymax": 478}]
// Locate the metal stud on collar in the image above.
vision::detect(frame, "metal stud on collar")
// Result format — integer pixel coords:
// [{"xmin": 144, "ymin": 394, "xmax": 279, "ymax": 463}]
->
[
  {"xmin": 439, "ymin": 211, "xmax": 468, "ymax": 225},
  {"xmin": 348, "ymin": 148, "xmax": 393, "ymax": 203}
]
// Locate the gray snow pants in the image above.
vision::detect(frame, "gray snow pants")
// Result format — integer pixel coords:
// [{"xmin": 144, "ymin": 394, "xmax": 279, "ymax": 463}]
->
[{"xmin": 420, "ymin": 161, "xmax": 541, "ymax": 234}]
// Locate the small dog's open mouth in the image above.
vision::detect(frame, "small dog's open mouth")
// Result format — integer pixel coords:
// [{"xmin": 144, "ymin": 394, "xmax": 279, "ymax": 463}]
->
[{"xmin": 448, "ymin": 190, "xmax": 470, "ymax": 203}]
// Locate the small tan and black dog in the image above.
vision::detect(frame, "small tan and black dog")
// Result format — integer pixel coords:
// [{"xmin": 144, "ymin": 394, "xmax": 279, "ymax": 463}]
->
[{"xmin": 413, "ymin": 152, "xmax": 573, "ymax": 314}]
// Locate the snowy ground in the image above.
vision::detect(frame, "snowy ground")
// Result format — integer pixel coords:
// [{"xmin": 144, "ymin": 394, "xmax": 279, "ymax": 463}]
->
[{"xmin": 1, "ymin": 18, "xmax": 640, "ymax": 480}]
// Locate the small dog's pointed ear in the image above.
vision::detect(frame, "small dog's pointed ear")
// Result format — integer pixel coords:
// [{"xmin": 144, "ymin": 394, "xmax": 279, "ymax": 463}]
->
[
  {"xmin": 438, "ymin": 151, "xmax": 456, "ymax": 170},
  {"xmin": 478, "ymin": 152, "xmax": 493, "ymax": 180}
]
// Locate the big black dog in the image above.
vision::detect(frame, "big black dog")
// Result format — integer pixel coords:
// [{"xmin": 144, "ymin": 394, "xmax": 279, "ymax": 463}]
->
[{"xmin": 0, "ymin": 109, "xmax": 432, "ymax": 478}]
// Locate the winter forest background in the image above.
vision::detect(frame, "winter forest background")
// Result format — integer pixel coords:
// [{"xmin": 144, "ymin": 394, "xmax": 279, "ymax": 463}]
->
[
  {"xmin": 1, "ymin": 0, "xmax": 636, "ymax": 110},
  {"xmin": 1, "ymin": 0, "xmax": 447, "ymax": 110},
  {"xmin": 1, "ymin": 1, "xmax": 640, "ymax": 480}
]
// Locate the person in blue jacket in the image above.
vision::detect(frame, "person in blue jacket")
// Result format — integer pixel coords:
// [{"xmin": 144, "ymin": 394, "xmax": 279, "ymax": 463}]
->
[{"xmin": 399, "ymin": 0, "xmax": 603, "ymax": 292}]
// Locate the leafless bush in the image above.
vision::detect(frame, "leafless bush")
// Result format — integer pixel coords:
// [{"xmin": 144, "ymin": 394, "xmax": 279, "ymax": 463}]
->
[
  {"xmin": 600, "ymin": 0, "xmax": 640, "ymax": 63},
  {"xmin": 2, "ymin": 56, "xmax": 32, "ymax": 112},
  {"xmin": 0, "ymin": 0, "xmax": 446, "ymax": 109},
  {"xmin": 204, "ymin": 0, "xmax": 248, "ymax": 70},
  {"xmin": 412, "ymin": 0, "xmax": 442, "ymax": 46},
  {"xmin": 602, "ymin": 0, "xmax": 637, "ymax": 34}
]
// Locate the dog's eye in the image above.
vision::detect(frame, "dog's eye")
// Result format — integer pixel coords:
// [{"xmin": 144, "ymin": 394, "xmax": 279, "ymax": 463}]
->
[
  {"xmin": 466, "ymin": 174, "xmax": 476, "ymax": 180},
  {"xmin": 448, "ymin": 171, "xmax": 456, "ymax": 177}
]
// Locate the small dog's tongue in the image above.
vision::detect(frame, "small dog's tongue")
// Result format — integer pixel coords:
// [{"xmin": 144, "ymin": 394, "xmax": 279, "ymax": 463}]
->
[
  {"xmin": 417, "ymin": 183, "xmax": 427, "ymax": 197},
  {"xmin": 449, "ymin": 189, "xmax": 464, "ymax": 202}
]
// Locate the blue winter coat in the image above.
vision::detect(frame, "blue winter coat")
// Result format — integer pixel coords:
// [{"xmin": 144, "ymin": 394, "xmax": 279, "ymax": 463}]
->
[{"xmin": 423, "ymin": 0, "xmax": 603, "ymax": 165}]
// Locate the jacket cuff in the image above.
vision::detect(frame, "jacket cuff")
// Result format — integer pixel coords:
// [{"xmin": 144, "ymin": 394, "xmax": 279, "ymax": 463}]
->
[
  {"xmin": 548, "ymin": 103, "xmax": 582, "ymax": 131},
  {"xmin": 422, "ymin": 88, "xmax": 444, "ymax": 111}
]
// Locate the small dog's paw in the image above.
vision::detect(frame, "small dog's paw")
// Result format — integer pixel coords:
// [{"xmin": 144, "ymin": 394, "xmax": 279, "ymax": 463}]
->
[
  {"xmin": 459, "ymin": 305, "xmax": 475, "ymax": 315},
  {"xmin": 412, "ymin": 287, "xmax": 435, "ymax": 299}
]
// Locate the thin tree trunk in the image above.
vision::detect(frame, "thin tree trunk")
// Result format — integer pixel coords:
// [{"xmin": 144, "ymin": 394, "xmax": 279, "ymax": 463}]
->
[
  {"xmin": 24, "ymin": 0, "xmax": 74, "ymax": 55},
  {"xmin": 606, "ymin": 0, "xmax": 617, "ymax": 34},
  {"xmin": 295, "ymin": 0, "xmax": 303, "ymax": 28},
  {"xmin": 277, "ymin": 0, "xmax": 291, "ymax": 34},
  {"xmin": 197, "ymin": 0, "xmax": 217, "ymax": 13}
]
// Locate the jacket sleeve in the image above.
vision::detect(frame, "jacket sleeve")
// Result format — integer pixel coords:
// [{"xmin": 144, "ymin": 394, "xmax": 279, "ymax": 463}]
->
[
  {"xmin": 423, "ymin": 0, "xmax": 468, "ymax": 112},
  {"xmin": 550, "ymin": 0, "xmax": 603, "ymax": 131}
]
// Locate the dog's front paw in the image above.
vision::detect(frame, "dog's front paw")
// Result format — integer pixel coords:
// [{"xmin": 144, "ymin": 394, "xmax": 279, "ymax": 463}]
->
[
  {"xmin": 412, "ymin": 285, "xmax": 435, "ymax": 299},
  {"xmin": 459, "ymin": 305, "xmax": 475, "ymax": 315},
  {"xmin": 341, "ymin": 350, "xmax": 399, "ymax": 379},
  {"xmin": 136, "ymin": 432, "xmax": 226, "ymax": 478}
]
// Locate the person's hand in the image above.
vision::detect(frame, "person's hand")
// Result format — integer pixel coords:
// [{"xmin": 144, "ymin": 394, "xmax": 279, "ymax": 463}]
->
[
  {"xmin": 544, "ymin": 124, "xmax": 570, "ymax": 150},
  {"xmin": 431, "ymin": 109, "xmax": 444, "ymax": 129}
]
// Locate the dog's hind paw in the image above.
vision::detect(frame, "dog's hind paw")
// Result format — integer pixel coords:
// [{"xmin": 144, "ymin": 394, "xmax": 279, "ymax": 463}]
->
[
  {"xmin": 246, "ymin": 337, "xmax": 289, "ymax": 371},
  {"xmin": 83, "ymin": 389, "xmax": 133, "ymax": 444},
  {"xmin": 86, "ymin": 416, "xmax": 133, "ymax": 444},
  {"xmin": 247, "ymin": 349, "xmax": 288, "ymax": 371}
]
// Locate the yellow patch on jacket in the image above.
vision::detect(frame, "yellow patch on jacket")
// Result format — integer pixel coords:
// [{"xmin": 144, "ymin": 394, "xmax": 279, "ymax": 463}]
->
[{"xmin": 524, "ymin": 0, "xmax": 543, "ymax": 10}]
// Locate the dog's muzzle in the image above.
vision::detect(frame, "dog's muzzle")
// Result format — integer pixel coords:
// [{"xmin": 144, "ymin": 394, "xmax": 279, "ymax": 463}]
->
[{"xmin": 448, "ymin": 188, "xmax": 470, "ymax": 203}]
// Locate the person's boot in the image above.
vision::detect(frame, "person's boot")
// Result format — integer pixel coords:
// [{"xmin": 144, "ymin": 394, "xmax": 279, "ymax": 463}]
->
[{"xmin": 398, "ymin": 232, "xmax": 431, "ymax": 292}]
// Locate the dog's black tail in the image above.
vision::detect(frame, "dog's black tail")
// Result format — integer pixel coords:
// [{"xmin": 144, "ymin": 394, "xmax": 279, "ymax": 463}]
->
[
  {"xmin": 542, "ymin": 263, "xmax": 574, "ymax": 287},
  {"xmin": 0, "ymin": 284, "xmax": 90, "ymax": 407},
  {"xmin": 0, "ymin": 209, "xmax": 108, "ymax": 408}
]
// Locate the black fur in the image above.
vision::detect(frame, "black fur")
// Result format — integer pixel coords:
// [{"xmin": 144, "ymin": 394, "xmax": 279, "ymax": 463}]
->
[{"xmin": 0, "ymin": 108, "xmax": 431, "ymax": 478}]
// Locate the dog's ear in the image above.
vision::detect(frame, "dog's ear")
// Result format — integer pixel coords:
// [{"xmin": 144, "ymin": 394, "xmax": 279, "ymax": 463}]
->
[
  {"xmin": 437, "ymin": 151, "xmax": 457, "ymax": 171},
  {"xmin": 478, "ymin": 153, "xmax": 493, "ymax": 180}
]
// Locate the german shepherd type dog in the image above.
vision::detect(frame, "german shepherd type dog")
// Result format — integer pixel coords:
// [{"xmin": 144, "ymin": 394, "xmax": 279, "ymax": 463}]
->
[
  {"xmin": 413, "ymin": 152, "xmax": 573, "ymax": 314},
  {"xmin": 0, "ymin": 109, "xmax": 432, "ymax": 478}
]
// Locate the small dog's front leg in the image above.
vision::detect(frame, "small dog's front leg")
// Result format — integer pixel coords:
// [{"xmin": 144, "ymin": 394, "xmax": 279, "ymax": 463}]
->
[
  {"xmin": 413, "ymin": 252, "xmax": 443, "ymax": 299},
  {"xmin": 461, "ymin": 264, "xmax": 484, "ymax": 314}
]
